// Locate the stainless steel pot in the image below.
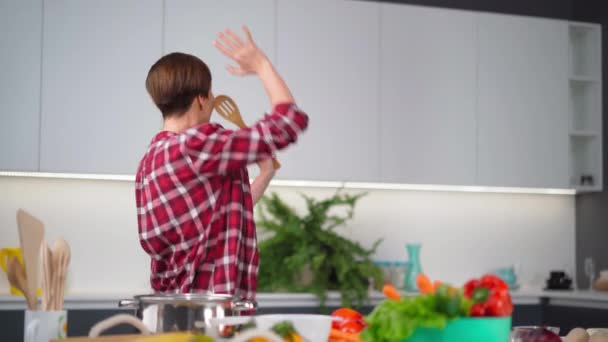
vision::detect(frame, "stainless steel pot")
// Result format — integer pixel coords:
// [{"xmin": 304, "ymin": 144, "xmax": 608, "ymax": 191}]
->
[{"xmin": 119, "ymin": 292, "xmax": 257, "ymax": 337}]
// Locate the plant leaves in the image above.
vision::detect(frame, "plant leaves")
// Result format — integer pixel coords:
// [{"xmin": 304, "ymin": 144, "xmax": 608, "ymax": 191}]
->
[{"xmin": 256, "ymin": 190, "xmax": 382, "ymax": 307}]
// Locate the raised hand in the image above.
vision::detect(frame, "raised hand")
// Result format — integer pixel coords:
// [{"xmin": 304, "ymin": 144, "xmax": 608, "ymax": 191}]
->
[{"xmin": 213, "ymin": 26, "xmax": 268, "ymax": 76}]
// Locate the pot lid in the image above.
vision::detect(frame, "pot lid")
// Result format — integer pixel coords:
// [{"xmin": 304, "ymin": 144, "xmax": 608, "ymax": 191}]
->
[{"xmin": 132, "ymin": 292, "xmax": 240, "ymax": 304}]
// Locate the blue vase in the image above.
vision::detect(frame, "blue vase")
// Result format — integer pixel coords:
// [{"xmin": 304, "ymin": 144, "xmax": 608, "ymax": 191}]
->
[{"xmin": 404, "ymin": 244, "xmax": 423, "ymax": 292}]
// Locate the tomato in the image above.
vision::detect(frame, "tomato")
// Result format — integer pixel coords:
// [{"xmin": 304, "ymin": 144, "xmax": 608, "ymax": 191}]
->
[
  {"xmin": 331, "ymin": 308, "xmax": 366, "ymax": 333},
  {"xmin": 332, "ymin": 308, "xmax": 364, "ymax": 323},
  {"xmin": 340, "ymin": 320, "xmax": 367, "ymax": 334}
]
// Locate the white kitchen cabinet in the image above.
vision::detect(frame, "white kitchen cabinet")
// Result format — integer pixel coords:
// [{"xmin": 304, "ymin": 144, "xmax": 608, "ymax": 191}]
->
[
  {"xmin": 274, "ymin": 0, "xmax": 381, "ymax": 182},
  {"xmin": 380, "ymin": 4, "xmax": 477, "ymax": 185},
  {"xmin": 476, "ymin": 14, "xmax": 570, "ymax": 188},
  {"xmin": 164, "ymin": 0, "xmax": 275, "ymax": 135},
  {"xmin": 7, "ymin": 0, "xmax": 594, "ymax": 191},
  {"xmin": 40, "ymin": 0, "xmax": 163, "ymax": 174},
  {"xmin": 164, "ymin": 0, "xmax": 275, "ymax": 180},
  {"xmin": 0, "ymin": 0, "xmax": 43, "ymax": 171}
]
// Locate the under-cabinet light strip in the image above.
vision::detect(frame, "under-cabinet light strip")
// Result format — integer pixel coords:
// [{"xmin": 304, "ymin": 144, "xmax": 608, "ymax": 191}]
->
[
  {"xmin": 342, "ymin": 182, "xmax": 576, "ymax": 195},
  {"xmin": 0, "ymin": 171, "xmax": 135, "ymax": 181},
  {"xmin": 0, "ymin": 171, "xmax": 576, "ymax": 195}
]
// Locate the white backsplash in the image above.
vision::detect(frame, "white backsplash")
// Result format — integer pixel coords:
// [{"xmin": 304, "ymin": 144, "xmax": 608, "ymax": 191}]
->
[{"xmin": 0, "ymin": 176, "xmax": 575, "ymax": 295}]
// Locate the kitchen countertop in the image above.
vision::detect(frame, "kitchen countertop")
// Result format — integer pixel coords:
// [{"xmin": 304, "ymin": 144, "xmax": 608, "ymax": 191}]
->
[{"xmin": 1, "ymin": 289, "xmax": 607, "ymax": 310}]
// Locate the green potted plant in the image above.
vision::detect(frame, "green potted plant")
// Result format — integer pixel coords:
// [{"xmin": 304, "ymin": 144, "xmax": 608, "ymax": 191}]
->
[{"xmin": 256, "ymin": 191, "xmax": 383, "ymax": 308}]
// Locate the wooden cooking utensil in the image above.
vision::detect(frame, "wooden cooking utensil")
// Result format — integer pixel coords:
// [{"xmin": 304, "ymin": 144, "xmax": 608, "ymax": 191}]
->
[
  {"xmin": 16, "ymin": 209, "xmax": 44, "ymax": 310},
  {"xmin": 213, "ymin": 95, "xmax": 247, "ymax": 128},
  {"xmin": 52, "ymin": 237, "xmax": 70, "ymax": 310},
  {"xmin": 7, "ymin": 257, "xmax": 36, "ymax": 309},
  {"xmin": 41, "ymin": 240, "xmax": 53, "ymax": 310},
  {"xmin": 213, "ymin": 95, "xmax": 281, "ymax": 170}
]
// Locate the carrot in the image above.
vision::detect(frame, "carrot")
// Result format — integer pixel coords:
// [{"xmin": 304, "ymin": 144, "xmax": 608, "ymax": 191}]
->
[
  {"xmin": 382, "ymin": 284, "xmax": 401, "ymax": 300},
  {"xmin": 288, "ymin": 333, "xmax": 303, "ymax": 342},
  {"xmin": 416, "ymin": 274, "xmax": 435, "ymax": 294},
  {"xmin": 329, "ymin": 328, "xmax": 362, "ymax": 342},
  {"xmin": 433, "ymin": 280, "xmax": 442, "ymax": 291}
]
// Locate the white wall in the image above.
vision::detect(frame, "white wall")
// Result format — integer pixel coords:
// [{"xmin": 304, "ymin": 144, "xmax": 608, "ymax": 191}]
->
[{"xmin": 0, "ymin": 176, "xmax": 575, "ymax": 295}]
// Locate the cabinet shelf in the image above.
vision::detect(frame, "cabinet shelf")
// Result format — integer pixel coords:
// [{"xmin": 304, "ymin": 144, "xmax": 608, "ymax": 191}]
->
[
  {"xmin": 570, "ymin": 76, "xmax": 600, "ymax": 83},
  {"xmin": 569, "ymin": 80, "xmax": 600, "ymax": 132},
  {"xmin": 575, "ymin": 185, "xmax": 603, "ymax": 193},
  {"xmin": 569, "ymin": 23, "xmax": 601, "ymax": 77},
  {"xmin": 569, "ymin": 22, "xmax": 600, "ymax": 31},
  {"xmin": 570, "ymin": 131, "xmax": 599, "ymax": 138}
]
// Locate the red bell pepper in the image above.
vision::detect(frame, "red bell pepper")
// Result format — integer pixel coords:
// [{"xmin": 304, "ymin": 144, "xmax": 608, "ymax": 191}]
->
[{"xmin": 463, "ymin": 274, "xmax": 513, "ymax": 317}]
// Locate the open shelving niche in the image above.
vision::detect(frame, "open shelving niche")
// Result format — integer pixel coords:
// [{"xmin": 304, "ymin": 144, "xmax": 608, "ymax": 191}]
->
[{"xmin": 568, "ymin": 22, "xmax": 603, "ymax": 192}]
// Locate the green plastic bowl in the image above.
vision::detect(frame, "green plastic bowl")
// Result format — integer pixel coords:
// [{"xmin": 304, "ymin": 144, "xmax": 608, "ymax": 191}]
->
[{"xmin": 403, "ymin": 317, "xmax": 512, "ymax": 342}]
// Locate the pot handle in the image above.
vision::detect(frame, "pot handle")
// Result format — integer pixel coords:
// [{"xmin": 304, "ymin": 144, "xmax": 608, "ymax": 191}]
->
[
  {"xmin": 89, "ymin": 314, "xmax": 151, "ymax": 337},
  {"xmin": 232, "ymin": 299, "xmax": 258, "ymax": 311},
  {"xmin": 118, "ymin": 299, "xmax": 137, "ymax": 308}
]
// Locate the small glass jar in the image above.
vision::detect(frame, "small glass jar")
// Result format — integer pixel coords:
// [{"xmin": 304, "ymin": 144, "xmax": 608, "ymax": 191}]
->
[
  {"xmin": 374, "ymin": 261, "xmax": 394, "ymax": 285},
  {"xmin": 393, "ymin": 261, "xmax": 408, "ymax": 290}
]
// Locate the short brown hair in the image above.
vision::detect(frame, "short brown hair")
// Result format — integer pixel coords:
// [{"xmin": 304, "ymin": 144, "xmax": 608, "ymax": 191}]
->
[{"xmin": 146, "ymin": 52, "xmax": 212, "ymax": 118}]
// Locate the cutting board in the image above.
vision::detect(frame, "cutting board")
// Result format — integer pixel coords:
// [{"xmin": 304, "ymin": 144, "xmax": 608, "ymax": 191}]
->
[
  {"xmin": 52, "ymin": 333, "xmax": 209, "ymax": 342},
  {"xmin": 51, "ymin": 335, "xmax": 143, "ymax": 342},
  {"xmin": 16, "ymin": 209, "xmax": 45, "ymax": 310}
]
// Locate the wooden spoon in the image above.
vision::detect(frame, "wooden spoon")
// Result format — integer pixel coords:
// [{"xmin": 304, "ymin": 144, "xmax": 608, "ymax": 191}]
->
[
  {"xmin": 7, "ymin": 257, "xmax": 36, "ymax": 309},
  {"xmin": 59, "ymin": 238, "xmax": 71, "ymax": 310},
  {"xmin": 41, "ymin": 241, "xmax": 53, "ymax": 311},
  {"xmin": 52, "ymin": 238, "xmax": 70, "ymax": 310},
  {"xmin": 213, "ymin": 95, "xmax": 281, "ymax": 170}
]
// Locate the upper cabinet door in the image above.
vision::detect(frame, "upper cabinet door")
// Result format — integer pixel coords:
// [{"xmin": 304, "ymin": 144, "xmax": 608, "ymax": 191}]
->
[
  {"xmin": 40, "ymin": 0, "xmax": 163, "ymax": 174},
  {"xmin": 477, "ymin": 14, "xmax": 570, "ymax": 188},
  {"xmin": 164, "ymin": 0, "xmax": 275, "ymax": 129},
  {"xmin": 275, "ymin": 0, "xmax": 381, "ymax": 182},
  {"xmin": 380, "ymin": 4, "xmax": 477, "ymax": 185},
  {"xmin": 0, "ymin": 0, "xmax": 43, "ymax": 171}
]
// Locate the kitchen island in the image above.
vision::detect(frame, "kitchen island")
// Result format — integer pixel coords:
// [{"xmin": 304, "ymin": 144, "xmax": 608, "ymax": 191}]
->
[
  {"xmin": 2, "ymin": 288, "xmax": 604, "ymax": 309},
  {"xmin": 1, "ymin": 290, "xmax": 607, "ymax": 339}
]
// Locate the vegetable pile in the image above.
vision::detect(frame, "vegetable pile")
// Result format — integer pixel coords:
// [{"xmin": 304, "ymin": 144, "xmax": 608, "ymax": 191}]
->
[{"xmin": 360, "ymin": 274, "xmax": 514, "ymax": 342}]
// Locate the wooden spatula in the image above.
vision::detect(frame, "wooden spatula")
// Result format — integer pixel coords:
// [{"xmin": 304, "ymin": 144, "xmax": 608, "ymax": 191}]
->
[
  {"xmin": 213, "ymin": 95, "xmax": 281, "ymax": 170},
  {"xmin": 17, "ymin": 209, "xmax": 45, "ymax": 310}
]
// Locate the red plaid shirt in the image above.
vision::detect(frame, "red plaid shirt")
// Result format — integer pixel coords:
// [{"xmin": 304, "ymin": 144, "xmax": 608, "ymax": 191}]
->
[{"xmin": 135, "ymin": 103, "xmax": 308, "ymax": 299}]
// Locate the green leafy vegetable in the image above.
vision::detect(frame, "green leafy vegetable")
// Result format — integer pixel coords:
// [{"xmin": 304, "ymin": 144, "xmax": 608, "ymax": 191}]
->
[
  {"xmin": 271, "ymin": 321, "xmax": 298, "ymax": 339},
  {"xmin": 434, "ymin": 285, "xmax": 472, "ymax": 319},
  {"xmin": 360, "ymin": 295, "xmax": 448, "ymax": 342}
]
